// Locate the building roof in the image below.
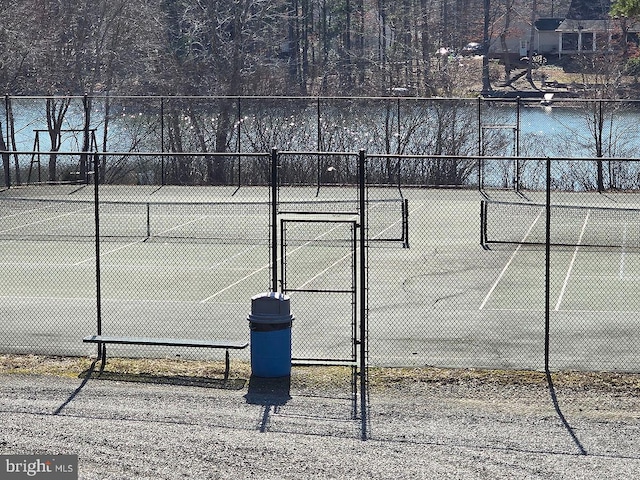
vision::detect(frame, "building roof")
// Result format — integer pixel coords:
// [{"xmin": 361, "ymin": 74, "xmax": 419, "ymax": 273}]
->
[
  {"xmin": 556, "ymin": 0, "xmax": 612, "ymax": 32},
  {"xmin": 565, "ymin": 0, "xmax": 611, "ymax": 21},
  {"xmin": 535, "ymin": 18, "xmax": 564, "ymax": 31},
  {"xmin": 556, "ymin": 18, "xmax": 610, "ymax": 32},
  {"xmin": 555, "ymin": 0, "xmax": 640, "ymax": 35}
]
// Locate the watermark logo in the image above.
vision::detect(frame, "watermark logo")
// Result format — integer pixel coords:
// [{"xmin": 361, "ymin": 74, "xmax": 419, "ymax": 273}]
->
[{"xmin": 1, "ymin": 456, "xmax": 77, "ymax": 479}]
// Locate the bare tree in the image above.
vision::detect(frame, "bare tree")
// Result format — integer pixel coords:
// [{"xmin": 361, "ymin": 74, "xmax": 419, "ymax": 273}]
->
[
  {"xmin": 525, "ymin": 0, "xmax": 539, "ymax": 89},
  {"xmin": 45, "ymin": 97, "xmax": 71, "ymax": 182}
]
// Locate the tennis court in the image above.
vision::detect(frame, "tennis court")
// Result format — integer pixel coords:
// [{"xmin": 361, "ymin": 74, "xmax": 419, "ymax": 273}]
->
[
  {"xmin": 0, "ymin": 184, "xmax": 638, "ymax": 372},
  {"xmin": 366, "ymin": 188, "xmax": 640, "ymax": 371}
]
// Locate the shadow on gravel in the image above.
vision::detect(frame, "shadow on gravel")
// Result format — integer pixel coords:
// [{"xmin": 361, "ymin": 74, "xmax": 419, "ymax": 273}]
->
[
  {"xmin": 546, "ymin": 371, "xmax": 588, "ymax": 456},
  {"xmin": 53, "ymin": 358, "xmax": 99, "ymax": 415},
  {"xmin": 244, "ymin": 375, "xmax": 291, "ymax": 433},
  {"xmin": 78, "ymin": 369, "xmax": 246, "ymax": 390}
]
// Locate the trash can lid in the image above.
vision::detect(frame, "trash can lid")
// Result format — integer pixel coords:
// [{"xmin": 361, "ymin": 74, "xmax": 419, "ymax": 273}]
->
[{"xmin": 251, "ymin": 292, "xmax": 291, "ymax": 316}]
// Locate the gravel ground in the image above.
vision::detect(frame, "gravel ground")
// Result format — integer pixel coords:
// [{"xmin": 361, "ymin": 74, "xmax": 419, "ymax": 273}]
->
[{"xmin": 1, "ymin": 358, "xmax": 639, "ymax": 479}]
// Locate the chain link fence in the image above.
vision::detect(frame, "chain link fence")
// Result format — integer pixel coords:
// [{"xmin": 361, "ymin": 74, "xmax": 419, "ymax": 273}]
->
[{"xmin": 1, "ymin": 95, "xmax": 639, "ymax": 373}]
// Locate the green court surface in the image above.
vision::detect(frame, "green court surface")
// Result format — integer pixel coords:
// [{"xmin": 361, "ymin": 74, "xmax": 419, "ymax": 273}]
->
[{"xmin": 1, "ymin": 185, "xmax": 638, "ymax": 372}]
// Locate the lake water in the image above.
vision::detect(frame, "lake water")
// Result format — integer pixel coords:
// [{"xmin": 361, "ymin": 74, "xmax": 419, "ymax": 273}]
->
[{"xmin": 3, "ymin": 97, "xmax": 640, "ymax": 190}]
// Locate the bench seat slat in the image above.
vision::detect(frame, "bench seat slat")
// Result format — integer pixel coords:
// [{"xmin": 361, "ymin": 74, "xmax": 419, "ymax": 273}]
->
[{"xmin": 83, "ymin": 335, "xmax": 248, "ymax": 350}]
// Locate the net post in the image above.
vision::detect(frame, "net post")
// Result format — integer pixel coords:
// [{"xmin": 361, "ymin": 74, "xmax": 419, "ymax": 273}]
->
[
  {"xmin": 146, "ymin": 202, "xmax": 151, "ymax": 239},
  {"xmin": 480, "ymin": 200, "xmax": 487, "ymax": 247},
  {"xmin": 402, "ymin": 198, "xmax": 409, "ymax": 248}
]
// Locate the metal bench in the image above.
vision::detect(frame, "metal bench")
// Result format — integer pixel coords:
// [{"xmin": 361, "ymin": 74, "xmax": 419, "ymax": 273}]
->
[{"xmin": 83, "ymin": 335, "xmax": 249, "ymax": 381}]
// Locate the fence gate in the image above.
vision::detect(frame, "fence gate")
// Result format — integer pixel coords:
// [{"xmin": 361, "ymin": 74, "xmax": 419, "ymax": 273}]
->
[
  {"xmin": 279, "ymin": 216, "xmax": 366, "ymax": 421},
  {"xmin": 280, "ymin": 217, "xmax": 358, "ymax": 366}
]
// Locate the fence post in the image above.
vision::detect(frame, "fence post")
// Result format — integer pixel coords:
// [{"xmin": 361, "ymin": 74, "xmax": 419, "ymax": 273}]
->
[
  {"xmin": 82, "ymin": 94, "xmax": 90, "ymax": 183},
  {"xmin": 237, "ymin": 97, "xmax": 242, "ymax": 152},
  {"xmin": 316, "ymin": 98, "xmax": 321, "ymax": 197},
  {"xmin": 358, "ymin": 148, "xmax": 368, "ymax": 438},
  {"xmin": 271, "ymin": 147, "xmax": 278, "ymax": 293},
  {"xmin": 160, "ymin": 97, "xmax": 165, "ymax": 186},
  {"xmin": 317, "ymin": 96, "xmax": 321, "ymax": 152},
  {"xmin": 477, "ymin": 96, "xmax": 482, "ymax": 190},
  {"xmin": 94, "ymin": 133, "xmax": 102, "ymax": 347},
  {"xmin": 544, "ymin": 156, "xmax": 551, "ymax": 372},
  {"xmin": 236, "ymin": 98, "xmax": 242, "ymax": 191},
  {"xmin": 515, "ymin": 96, "xmax": 521, "ymax": 193},
  {"xmin": 396, "ymin": 97, "xmax": 401, "ymax": 154},
  {"xmin": 2, "ymin": 95, "xmax": 10, "ymax": 187}
]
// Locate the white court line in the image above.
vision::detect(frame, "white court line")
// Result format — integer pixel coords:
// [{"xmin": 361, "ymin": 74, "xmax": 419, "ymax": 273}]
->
[
  {"xmin": 297, "ymin": 201, "xmax": 440, "ymax": 292},
  {"xmin": 209, "ymin": 244, "xmax": 262, "ymax": 269},
  {"xmin": 368, "ymin": 200, "xmax": 423, "ymax": 241},
  {"xmin": 154, "ymin": 214, "xmax": 209, "ymax": 236},
  {"xmin": 73, "ymin": 239, "xmax": 146, "ymax": 266},
  {"xmin": 296, "ymin": 255, "xmax": 351, "ymax": 290},
  {"xmin": 1, "ymin": 203, "xmax": 97, "ymax": 266},
  {"xmin": 555, "ymin": 210, "xmax": 590, "ymax": 311},
  {"xmin": 0, "ymin": 203, "xmax": 57, "ymax": 220},
  {"xmin": 200, "ymin": 263, "xmax": 270, "ymax": 303},
  {"xmin": 479, "ymin": 209, "xmax": 543, "ymax": 310},
  {"xmin": 74, "ymin": 214, "xmax": 220, "ymax": 265},
  {"xmin": 290, "ymin": 199, "xmax": 414, "ymax": 290},
  {"xmin": 200, "ymin": 221, "xmax": 348, "ymax": 303},
  {"xmin": 0, "ymin": 204, "xmax": 92, "ymax": 235}
]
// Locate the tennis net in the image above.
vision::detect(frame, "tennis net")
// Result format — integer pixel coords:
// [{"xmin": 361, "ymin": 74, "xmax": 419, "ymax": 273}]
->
[
  {"xmin": 278, "ymin": 197, "xmax": 408, "ymax": 246},
  {"xmin": 0, "ymin": 195, "xmax": 408, "ymax": 246},
  {"xmin": 480, "ymin": 199, "xmax": 640, "ymax": 249},
  {"xmin": 0, "ymin": 196, "xmax": 271, "ymax": 243}
]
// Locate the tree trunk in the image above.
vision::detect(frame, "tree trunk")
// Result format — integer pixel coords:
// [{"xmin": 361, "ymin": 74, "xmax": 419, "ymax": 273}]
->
[
  {"xmin": 482, "ymin": 0, "xmax": 492, "ymax": 93},
  {"xmin": 45, "ymin": 98, "xmax": 70, "ymax": 183},
  {"xmin": 0, "ymin": 121, "xmax": 9, "ymax": 186},
  {"xmin": 525, "ymin": 0, "xmax": 538, "ymax": 89},
  {"xmin": 419, "ymin": 0, "xmax": 433, "ymax": 94},
  {"xmin": 500, "ymin": 0, "xmax": 513, "ymax": 81}
]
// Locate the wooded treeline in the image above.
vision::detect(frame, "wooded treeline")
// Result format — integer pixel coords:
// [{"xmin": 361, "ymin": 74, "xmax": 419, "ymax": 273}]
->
[{"xmin": 0, "ymin": 0, "xmax": 567, "ymax": 97}]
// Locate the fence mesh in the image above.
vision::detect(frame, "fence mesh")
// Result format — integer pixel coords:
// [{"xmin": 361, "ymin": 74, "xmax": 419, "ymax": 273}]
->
[{"xmin": 1, "ymin": 96, "xmax": 639, "ymax": 373}]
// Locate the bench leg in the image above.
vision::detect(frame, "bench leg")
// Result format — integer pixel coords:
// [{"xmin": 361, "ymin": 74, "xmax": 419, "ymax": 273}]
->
[
  {"xmin": 224, "ymin": 350, "xmax": 230, "ymax": 382},
  {"xmin": 98, "ymin": 343, "xmax": 107, "ymax": 375}
]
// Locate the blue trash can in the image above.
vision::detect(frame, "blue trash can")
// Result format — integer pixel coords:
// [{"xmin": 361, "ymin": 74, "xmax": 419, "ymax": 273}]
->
[{"xmin": 248, "ymin": 292, "xmax": 294, "ymax": 378}]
